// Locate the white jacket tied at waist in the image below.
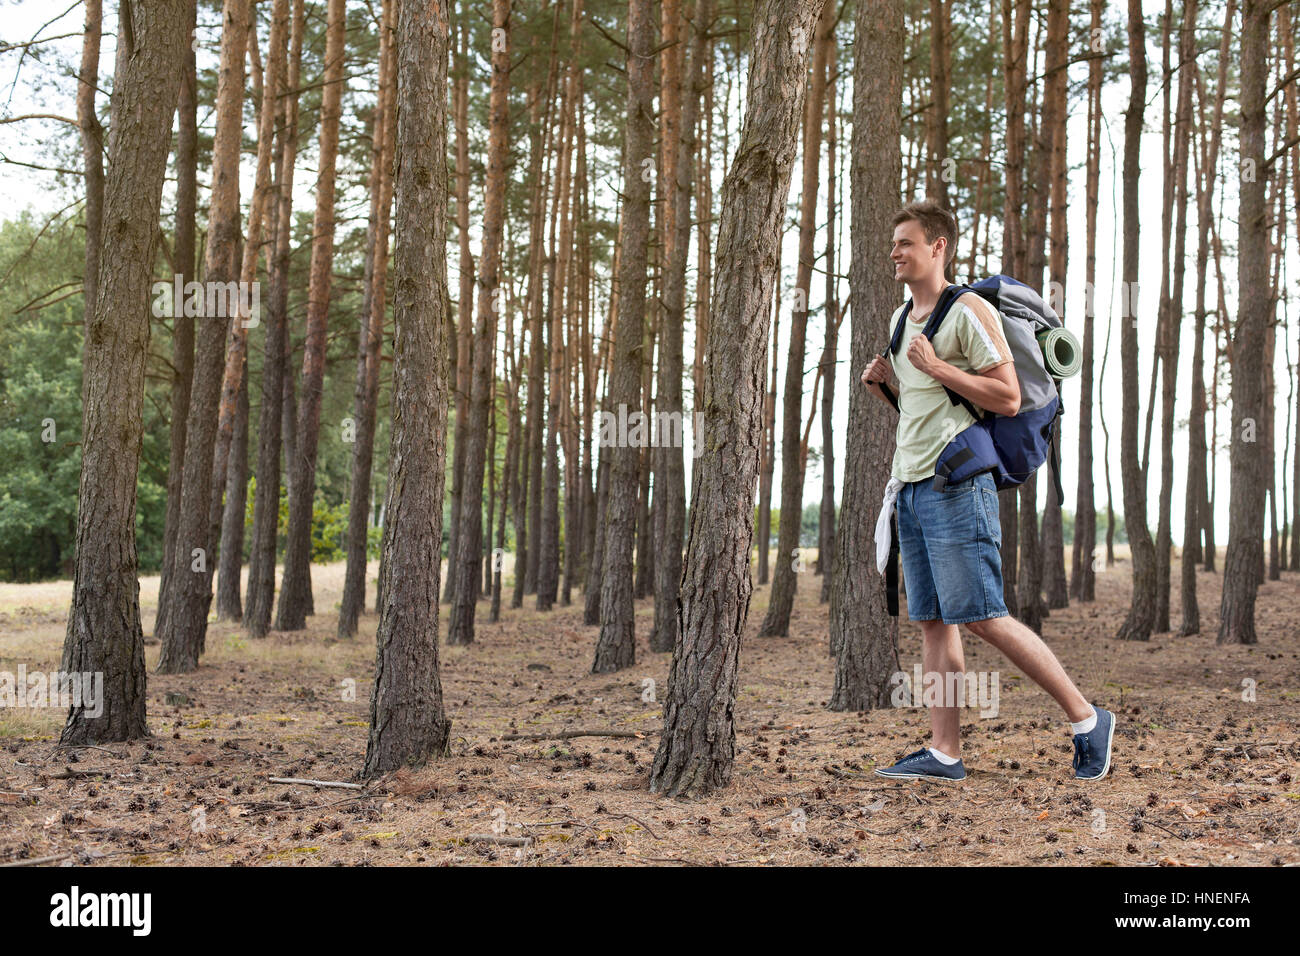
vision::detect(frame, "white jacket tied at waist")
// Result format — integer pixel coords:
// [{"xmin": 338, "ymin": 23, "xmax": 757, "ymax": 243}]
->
[{"xmin": 874, "ymin": 477, "xmax": 905, "ymax": 574}]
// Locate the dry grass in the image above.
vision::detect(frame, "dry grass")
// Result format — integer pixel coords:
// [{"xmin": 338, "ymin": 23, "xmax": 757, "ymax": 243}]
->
[{"xmin": 0, "ymin": 553, "xmax": 1296, "ymax": 867}]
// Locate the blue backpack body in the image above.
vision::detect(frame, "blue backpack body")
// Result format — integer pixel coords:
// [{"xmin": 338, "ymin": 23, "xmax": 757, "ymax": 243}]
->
[{"xmin": 885, "ymin": 274, "xmax": 1065, "ymax": 503}]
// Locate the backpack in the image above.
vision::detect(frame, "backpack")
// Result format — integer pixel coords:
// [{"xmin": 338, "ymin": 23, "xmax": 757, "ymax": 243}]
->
[
  {"xmin": 877, "ymin": 274, "xmax": 1068, "ymax": 616},
  {"xmin": 881, "ymin": 274, "xmax": 1066, "ymax": 501}
]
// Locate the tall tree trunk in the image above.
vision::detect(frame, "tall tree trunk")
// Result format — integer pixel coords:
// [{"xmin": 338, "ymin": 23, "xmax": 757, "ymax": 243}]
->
[
  {"xmin": 1071, "ymin": 0, "xmax": 1103, "ymax": 604},
  {"xmin": 818, "ymin": 36, "xmax": 839, "ymax": 604},
  {"xmin": 159, "ymin": 0, "xmax": 197, "ymax": 638},
  {"xmin": 77, "ymin": 0, "xmax": 104, "ymax": 351},
  {"xmin": 1017, "ymin": 19, "xmax": 1048, "ymax": 631},
  {"xmin": 525, "ymin": 28, "xmax": 561, "ymax": 597},
  {"xmin": 757, "ymin": 266, "xmax": 781, "ymax": 585},
  {"xmin": 1181, "ymin": 0, "xmax": 1223, "ymax": 633},
  {"xmin": 585, "ymin": 293, "xmax": 615, "ymax": 626},
  {"xmin": 693, "ymin": 39, "xmax": 714, "ymax": 470},
  {"xmin": 828, "ymin": 0, "xmax": 902, "ymax": 700},
  {"xmin": 445, "ymin": 6, "xmax": 476, "ymax": 605},
  {"xmin": 215, "ymin": 368, "xmax": 249, "ymax": 619},
  {"xmin": 205, "ymin": 0, "xmax": 281, "ymax": 639},
  {"xmin": 1155, "ymin": 0, "xmax": 1195, "ymax": 631},
  {"xmin": 449, "ymin": 0, "xmax": 512, "ymax": 646},
  {"xmin": 1040, "ymin": 0, "xmax": 1069, "ymax": 610},
  {"xmin": 1283, "ymin": 2, "xmax": 1300, "ymax": 574},
  {"xmin": 1218, "ymin": 0, "xmax": 1269, "ymax": 645},
  {"xmin": 156, "ymin": 0, "xmax": 248, "ymax": 673},
  {"xmin": 246, "ymin": 0, "xmax": 303, "ymax": 639},
  {"xmin": 276, "ymin": 0, "xmax": 345, "ymax": 631},
  {"xmin": 539, "ymin": 0, "xmax": 582, "ymax": 613},
  {"xmin": 649, "ymin": 0, "xmax": 827, "ymax": 797},
  {"xmin": 925, "ymin": 0, "xmax": 951, "ymax": 211},
  {"xmin": 1117, "ymin": 0, "xmax": 1157, "ymax": 642},
  {"xmin": 340, "ymin": 0, "xmax": 397, "ymax": 638},
  {"xmin": 651, "ymin": 0, "xmax": 683, "ymax": 638},
  {"xmin": 594, "ymin": 0, "xmax": 656, "ymax": 674},
  {"xmin": 760, "ymin": 0, "xmax": 833, "ymax": 638},
  {"xmin": 651, "ymin": 0, "xmax": 709, "ymax": 653},
  {"xmin": 493, "ymin": 284, "xmax": 521, "ymax": 624},
  {"xmin": 362, "ymin": 0, "xmax": 453, "ymax": 778},
  {"xmin": 61, "ymin": 0, "xmax": 189, "ymax": 743},
  {"xmin": 998, "ymin": 0, "xmax": 1031, "ymax": 616}
]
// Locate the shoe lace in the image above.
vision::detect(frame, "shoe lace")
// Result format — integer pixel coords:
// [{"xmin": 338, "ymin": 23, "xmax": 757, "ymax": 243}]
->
[
  {"xmin": 902, "ymin": 749, "xmax": 930, "ymax": 763},
  {"xmin": 1072, "ymin": 735, "xmax": 1091, "ymax": 771}
]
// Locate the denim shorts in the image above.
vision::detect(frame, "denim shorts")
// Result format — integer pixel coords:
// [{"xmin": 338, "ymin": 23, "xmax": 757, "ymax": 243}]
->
[{"xmin": 896, "ymin": 470, "xmax": 1008, "ymax": 625}]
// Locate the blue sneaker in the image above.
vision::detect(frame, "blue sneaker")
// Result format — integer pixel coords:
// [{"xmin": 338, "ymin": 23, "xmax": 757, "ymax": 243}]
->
[
  {"xmin": 874, "ymin": 748, "xmax": 966, "ymax": 782},
  {"xmin": 1072, "ymin": 706, "xmax": 1115, "ymax": 780}
]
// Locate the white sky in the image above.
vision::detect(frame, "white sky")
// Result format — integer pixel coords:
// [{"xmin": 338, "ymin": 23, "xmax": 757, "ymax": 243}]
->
[{"xmin": 1, "ymin": 0, "xmax": 1295, "ymax": 550}]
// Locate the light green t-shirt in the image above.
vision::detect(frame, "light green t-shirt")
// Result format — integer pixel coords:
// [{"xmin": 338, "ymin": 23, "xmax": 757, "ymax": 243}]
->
[{"xmin": 888, "ymin": 292, "xmax": 1013, "ymax": 483}]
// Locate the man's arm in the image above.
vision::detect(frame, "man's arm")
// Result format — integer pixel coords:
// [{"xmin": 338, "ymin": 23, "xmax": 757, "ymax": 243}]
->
[{"xmin": 903, "ymin": 334, "xmax": 1021, "ymax": 416}]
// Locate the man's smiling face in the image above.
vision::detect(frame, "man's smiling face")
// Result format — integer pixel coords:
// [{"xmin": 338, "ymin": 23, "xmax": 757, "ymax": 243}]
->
[{"xmin": 890, "ymin": 220, "xmax": 944, "ymax": 283}]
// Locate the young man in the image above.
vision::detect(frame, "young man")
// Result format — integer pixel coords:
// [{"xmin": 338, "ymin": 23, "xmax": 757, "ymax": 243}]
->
[{"xmin": 860, "ymin": 200, "xmax": 1114, "ymax": 782}]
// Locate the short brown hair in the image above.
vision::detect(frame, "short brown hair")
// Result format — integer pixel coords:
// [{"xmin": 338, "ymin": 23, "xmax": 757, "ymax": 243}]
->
[{"xmin": 893, "ymin": 200, "xmax": 958, "ymax": 268}]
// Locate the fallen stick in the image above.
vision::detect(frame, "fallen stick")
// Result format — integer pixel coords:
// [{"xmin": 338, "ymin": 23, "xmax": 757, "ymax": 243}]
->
[
  {"xmin": 268, "ymin": 777, "xmax": 363, "ymax": 790},
  {"xmin": 463, "ymin": 834, "xmax": 532, "ymax": 847},
  {"xmin": 0, "ymin": 853, "xmax": 72, "ymax": 867},
  {"xmin": 499, "ymin": 729, "xmax": 652, "ymax": 741}
]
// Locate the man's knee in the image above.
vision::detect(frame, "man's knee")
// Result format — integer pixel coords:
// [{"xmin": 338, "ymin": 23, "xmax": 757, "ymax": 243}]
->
[{"xmin": 964, "ymin": 616, "xmax": 1001, "ymax": 640}]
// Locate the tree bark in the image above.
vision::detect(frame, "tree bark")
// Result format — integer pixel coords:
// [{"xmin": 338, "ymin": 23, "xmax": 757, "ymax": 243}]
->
[
  {"xmin": 159, "ymin": 0, "xmax": 197, "ymax": 637},
  {"xmin": 445, "ymin": 6, "xmax": 476, "ymax": 605},
  {"xmin": 246, "ymin": 0, "xmax": 303, "ymax": 639},
  {"xmin": 276, "ymin": 0, "xmax": 344, "ymax": 631},
  {"xmin": 156, "ymin": 0, "xmax": 248, "ymax": 673},
  {"xmin": 649, "ymin": 0, "xmax": 827, "ymax": 797},
  {"xmin": 362, "ymin": 0, "xmax": 453, "ymax": 778},
  {"xmin": 1155, "ymin": 0, "xmax": 1196, "ymax": 632},
  {"xmin": 61, "ymin": 0, "xmax": 188, "ymax": 742},
  {"xmin": 215, "ymin": 367, "xmax": 249, "ymax": 619},
  {"xmin": 1040, "ymin": 0, "xmax": 1069, "ymax": 610},
  {"xmin": 757, "ymin": 270, "xmax": 780, "ymax": 586},
  {"xmin": 1116, "ymin": 0, "xmax": 1157, "ymax": 642},
  {"xmin": 651, "ymin": 0, "xmax": 709, "ymax": 653},
  {"xmin": 77, "ymin": 0, "xmax": 104, "ymax": 350},
  {"xmin": 828, "ymin": 0, "xmax": 902, "ymax": 701},
  {"xmin": 925, "ymin": 0, "xmax": 951, "ymax": 211},
  {"xmin": 998, "ymin": 0, "xmax": 1031, "ymax": 615},
  {"xmin": 1218, "ymin": 0, "xmax": 1270, "ymax": 647},
  {"xmin": 1283, "ymin": 2, "xmax": 1300, "ymax": 574},
  {"xmin": 340, "ymin": 0, "xmax": 397, "ymax": 638},
  {"xmin": 594, "ymin": 0, "xmax": 656, "ymax": 673},
  {"xmin": 1071, "ymin": 0, "xmax": 1103, "ymax": 604},
  {"xmin": 449, "ymin": 0, "xmax": 512, "ymax": 646},
  {"xmin": 1180, "ymin": 1, "xmax": 1221, "ymax": 633},
  {"xmin": 760, "ymin": 0, "xmax": 833, "ymax": 638},
  {"xmin": 818, "ymin": 36, "xmax": 839, "ymax": 604}
]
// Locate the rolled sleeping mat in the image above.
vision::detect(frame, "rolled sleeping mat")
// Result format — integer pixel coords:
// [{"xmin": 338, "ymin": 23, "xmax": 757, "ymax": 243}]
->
[{"xmin": 1036, "ymin": 326, "xmax": 1082, "ymax": 378}]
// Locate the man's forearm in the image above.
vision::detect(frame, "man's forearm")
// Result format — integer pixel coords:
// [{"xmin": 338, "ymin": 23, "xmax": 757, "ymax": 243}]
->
[{"xmin": 927, "ymin": 360, "xmax": 1017, "ymax": 415}]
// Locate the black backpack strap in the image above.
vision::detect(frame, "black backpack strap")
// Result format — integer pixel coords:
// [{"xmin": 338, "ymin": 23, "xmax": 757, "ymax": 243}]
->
[
  {"xmin": 878, "ymin": 381, "xmax": 900, "ymax": 412},
  {"xmin": 920, "ymin": 285, "xmax": 985, "ymax": 423},
  {"xmin": 886, "ymin": 511, "xmax": 900, "ymax": 617},
  {"xmin": 1048, "ymin": 392, "xmax": 1065, "ymax": 505},
  {"xmin": 889, "ymin": 287, "xmax": 984, "ymax": 423},
  {"xmin": 888, "ymin": 300, "xmax": 913, "ymax": 355}
]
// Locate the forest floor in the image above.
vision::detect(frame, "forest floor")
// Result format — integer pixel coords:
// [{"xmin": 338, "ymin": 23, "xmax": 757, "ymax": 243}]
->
[{"xmin": 1, "ymin": 550, "xmax": 1297, "ymax": 867}]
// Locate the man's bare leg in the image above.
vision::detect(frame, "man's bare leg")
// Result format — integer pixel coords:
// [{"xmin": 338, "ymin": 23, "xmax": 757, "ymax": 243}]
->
[
  {"xmin": 919, "ymin": 619, "xmax": 964, "ymax": 756},
  {"xmin": 964, "ymin": 615, "xmax": 1093, "ymax": 723}
]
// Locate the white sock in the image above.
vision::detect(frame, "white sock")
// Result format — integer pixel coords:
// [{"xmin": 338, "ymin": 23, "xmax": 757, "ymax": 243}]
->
[
  {"xmin": 1071, "ymin": 706, "xmax": 1098, "ymax": 735},
  {"xmin": 928, "ymin": 747, "xmax": 960, "ymax": 765}
]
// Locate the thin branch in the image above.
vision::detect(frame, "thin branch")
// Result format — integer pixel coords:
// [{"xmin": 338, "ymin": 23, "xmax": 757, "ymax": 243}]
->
[{"xmin": 0, "ymin": 112, "xmax": 79, "ymax": 126}]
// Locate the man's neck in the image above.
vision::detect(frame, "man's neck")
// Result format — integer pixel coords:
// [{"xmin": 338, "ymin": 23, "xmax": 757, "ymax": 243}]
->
[{"xmin": 906, "ymin": 273, "xmax": 950, "ymax": 315}]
